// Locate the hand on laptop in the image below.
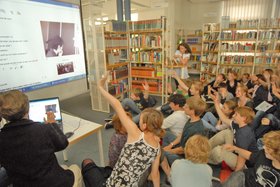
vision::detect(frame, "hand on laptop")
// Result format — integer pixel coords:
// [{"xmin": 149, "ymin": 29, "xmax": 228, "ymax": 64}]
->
[{"xmin": 44, "ymin": 111, "xmax": 56, "ymax": 124}]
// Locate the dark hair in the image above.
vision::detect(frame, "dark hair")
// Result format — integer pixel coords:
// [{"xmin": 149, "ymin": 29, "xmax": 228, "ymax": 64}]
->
[
  {"xmin": 219, "ymin": 73, "xmax": 226, "ymax": 81},
  {"xmin": 218, "ymin": 82, "xmax": 227, "ymax": 88},
  {"xmin": 177, "ymin": 43, "xmax": 192, "ymax": 54},
  {"xmin": 46, "ymin": 35, "xmax": 63, "ymax": 50},
  {"xmin": 168, "ymin": 94, "xmax": 186, "ymax": 107}
]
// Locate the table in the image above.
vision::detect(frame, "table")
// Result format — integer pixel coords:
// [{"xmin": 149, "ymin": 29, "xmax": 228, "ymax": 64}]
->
[{"xmin": 61, "ymin": 113, "xmax": 105, "ymax": 166}]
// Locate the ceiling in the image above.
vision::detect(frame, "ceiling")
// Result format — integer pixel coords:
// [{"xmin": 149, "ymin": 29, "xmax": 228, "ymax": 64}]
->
[{"xmin": 81, "ymin": 0, "xmax": 224, "ymax": 17}]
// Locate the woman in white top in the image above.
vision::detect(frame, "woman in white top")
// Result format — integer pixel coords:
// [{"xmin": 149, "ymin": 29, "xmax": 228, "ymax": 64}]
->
[{"xmin": 173, "ymin": 43, "xmax": 192, "ymax": 80}]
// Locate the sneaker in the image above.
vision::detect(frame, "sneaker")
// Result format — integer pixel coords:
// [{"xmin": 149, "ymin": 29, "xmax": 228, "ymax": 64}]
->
[
  {"xmin": 104, "ymin": 118, "xmax": 112, "ymax": 122},
  {"xmin": 104, "ymin": 121, "xmax": 114, "ymax": 129}
]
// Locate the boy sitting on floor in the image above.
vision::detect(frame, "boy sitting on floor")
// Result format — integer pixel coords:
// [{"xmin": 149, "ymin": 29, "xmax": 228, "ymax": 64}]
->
[{"xmin": 222, "ymin": 130, "xmax": 280, "ymax": 187}]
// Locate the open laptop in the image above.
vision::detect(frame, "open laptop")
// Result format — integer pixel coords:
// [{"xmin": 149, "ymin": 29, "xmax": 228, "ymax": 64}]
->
[{"xmin": 29, "ymin": 97, "xmax": 63, "ymax": 131}]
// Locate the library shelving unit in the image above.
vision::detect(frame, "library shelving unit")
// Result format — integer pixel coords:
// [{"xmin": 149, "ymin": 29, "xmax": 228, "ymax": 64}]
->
[
  {"xmin": 128, "ymin": 18, "xmax": 167, "ymax": 101},
  {"xmin": 201, "ymin": 18, "xmax": 280, "ymax": 82},
  {"xmin": 186, "ymin": 31, "xmax": 202, "ymax": 80},
  {"xmin": 201, "ymin": 23, "xmax": 220, "ymax": 82},
  {"xmin": 85, "ymin": 20, "xmax": 129, "ymax": 112}
]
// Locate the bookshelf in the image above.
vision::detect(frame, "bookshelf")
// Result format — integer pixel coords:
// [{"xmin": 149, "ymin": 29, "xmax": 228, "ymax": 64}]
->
[
  {"xmin": 201, "ymin": 23, "xmax": 220, "ymax": 82},
  {"xmin": 85, "ymin": 20, "xmax": 129, "ymax": 112},
  {"xmin": 201, "ymin": 18, "xmax": 280, "ymax": 82},
  {"xmin": 186, "ymin": 31, "xmax": 202, "ymax": 80},
  {"xmin": 128, "ymin": 18, "xmax": 167, "ymax": 99}
]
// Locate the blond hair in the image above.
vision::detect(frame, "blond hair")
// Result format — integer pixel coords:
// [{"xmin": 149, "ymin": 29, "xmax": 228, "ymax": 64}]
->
[
  {"xmin": 186, "ymin": 96, "xmax": 207, "ymax": 116},
  {"xmin": 234, "ymin": 106, "xmax": 255, "ymax": 124},
  {"xmin": 263, "ymin": 131, "xmax": 280, "ymax": 162},
  {"xmin": 185, "ymin": 135, "xmax": 210, "ymax": 164},
  {"xmin": 0, "ymin": 90, "xmax": 29, "ymax": 121},
  {"xmin": 237, "ymin": 84, "xmax": 251, "ymax": 98},
  {"xmin": 141, "ymin": 108, "xmax": 165, "ymax": 138}
]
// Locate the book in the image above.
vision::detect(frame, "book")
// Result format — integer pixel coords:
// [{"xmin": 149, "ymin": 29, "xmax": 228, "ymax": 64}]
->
[{"xmin": 255, "ymin": 101, "xmax": 273, "ymax": 112}]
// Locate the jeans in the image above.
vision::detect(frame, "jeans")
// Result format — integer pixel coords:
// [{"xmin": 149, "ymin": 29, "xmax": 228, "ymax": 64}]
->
[
  {"xmin": 162, "ymin": 131, "xmax": 177, "ymax": 147},
  {"xmin": 121, "ymin": 98, "xmax": 141, "ymax": 124},
  {"xmin": 251, "ymin": 111, "xmax": 273, "ymax": 139},
  {"xmin": 222, "ymin": 171, "xmax": 245, "ymax": 187},
  {"xmin": 202, "ymin": 112, "xmax": 218, "ymax": 132}
]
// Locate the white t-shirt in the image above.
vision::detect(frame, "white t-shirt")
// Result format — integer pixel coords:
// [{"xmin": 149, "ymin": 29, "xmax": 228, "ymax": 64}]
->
[{"xmin": 162, "ymin": 110, "xmax": 189, "ymax": 136}]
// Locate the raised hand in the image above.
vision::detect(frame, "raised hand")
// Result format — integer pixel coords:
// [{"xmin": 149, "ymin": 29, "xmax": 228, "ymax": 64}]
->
[
  {"xmin": 142, "ymin": 80, "xmax": 150, "ymax": 91},
  {"xmin": 98, "ymin": 72, "xmax": 109, "ymax": 88}
]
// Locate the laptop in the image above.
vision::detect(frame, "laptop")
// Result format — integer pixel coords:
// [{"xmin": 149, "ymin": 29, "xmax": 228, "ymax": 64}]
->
[{"xmin": 29, "ymin": 97, "xmax": 63, "ymax": 131}]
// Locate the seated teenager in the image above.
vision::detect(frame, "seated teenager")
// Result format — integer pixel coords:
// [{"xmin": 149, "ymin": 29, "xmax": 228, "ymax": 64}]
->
[
  {"xmin": 163, "ymin": 96, "xmax": 207, "ymax": 165},
  {"xmin": 108, "ymin": 112, "xmax": 132, "ymax": 168},
  {"xmin": 231, "ymin": 84, "xmax": 254, "ymax": 108},
  {"xmin": 239, "ymin": 73, "xmax": 254, "ymax": 90},
  {"xmin": 208, "ymin": 92, "xmax": 258, "ymax": 171},
  {"xmin": 82, "ymin": 73, "xmax": 165, "ymax": 187},
  {"xmin": 105, "ymin": 80, "xmax": 155, "ymax": 128},
  {"xmin": 162, "ymin": 94, "xmax": 189, "ymax": 146},
  {"xmin": 170, "ymin": 134, "xmax": 212, "ymax": 187},
  {"xmin": 222, "ymin": 130, "xmax": 280, "ymax": 187},
  {"xmin": 0, "ymin": 90, "xmax": 82, "ymax": 187},
  {"xmin": 226, "ymin": 70, "xmax": 239, "ymax": 97},
  {"xmin": 202, "ymin": 73, "xmax": 226, "ymax": 96},
  {"xmin": 202, "ymin": 99, "xmax": 237, "ymax": 132}
]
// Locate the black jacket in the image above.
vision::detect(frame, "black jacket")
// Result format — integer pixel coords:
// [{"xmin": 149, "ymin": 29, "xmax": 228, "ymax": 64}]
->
[{"xmin": 0, "ymin": 119, "xmax": 74, "ymax": 187}]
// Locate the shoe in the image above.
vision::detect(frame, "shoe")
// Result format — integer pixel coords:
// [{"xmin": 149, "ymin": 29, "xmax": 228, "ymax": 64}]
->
[
  {"xmin": 104, "ymin": 118, "xmax": 112, "ymax": 122},
  {"xmin": 104, "ymin": 121, "xmax": 114, "ymax": 129}
]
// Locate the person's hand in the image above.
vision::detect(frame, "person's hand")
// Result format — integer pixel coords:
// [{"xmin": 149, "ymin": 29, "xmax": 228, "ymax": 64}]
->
[
  {"xmin": 98, "ymin": 72, "xmax": 109, "ymax": 88},
  {"xmin": 142, "ymin": 80, "xmax": 150, "ymax": 91},
  {"xmin": 44, "ymin": 111, "xmax": 56, "ymax": 124},
  {"xmin": 223, "ymin": 144, "xmax": 235, "ymax": 152},
  {"xmin": 261, "ymin": 118, "xmax": 270, "ymax": 126},
  {"xmin": 163, "ymin": 144, "xmax": 173, "ymax": 152},
  {"xmin": 250, "ymin": 74, "xmax": 258, "ymax": 81}
]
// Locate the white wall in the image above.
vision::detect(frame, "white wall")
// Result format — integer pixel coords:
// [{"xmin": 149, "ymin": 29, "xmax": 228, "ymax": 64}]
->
[{"xmin": 182, "ymin": 1, "xmax": 223, "ymax": 33}]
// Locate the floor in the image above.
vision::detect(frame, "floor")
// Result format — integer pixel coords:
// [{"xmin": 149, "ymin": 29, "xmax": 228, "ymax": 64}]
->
[{"xmin": 57, "ymin": 92, "xmax": 170, "ymax": 186}]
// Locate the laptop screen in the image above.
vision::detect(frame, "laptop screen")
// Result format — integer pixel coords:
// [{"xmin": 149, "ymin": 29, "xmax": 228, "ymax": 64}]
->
[{"xmin": 29, "ymin": 97, "xmax": 63, "ymax": 129}]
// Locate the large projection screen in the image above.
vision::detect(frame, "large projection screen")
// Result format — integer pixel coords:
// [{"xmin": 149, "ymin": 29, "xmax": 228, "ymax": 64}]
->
[{"xmin": 0, "ymin": 0, "xmax": 86, "ymax": 92}]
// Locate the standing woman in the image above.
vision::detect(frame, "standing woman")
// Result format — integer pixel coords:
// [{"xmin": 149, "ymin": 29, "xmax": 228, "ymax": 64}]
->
[{"xmin": 173, "ymin": 43, "xmax": 192, "ymax": 84}]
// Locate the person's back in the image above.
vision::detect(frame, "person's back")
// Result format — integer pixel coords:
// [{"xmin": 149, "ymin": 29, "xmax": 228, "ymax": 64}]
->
[
  {"xmin": 170, "ymin": 135, "xmax": 212, "ymax": 187},
  {"xmin": 0, "ymin": 90, "xmax": 74, "ymax": 187}
]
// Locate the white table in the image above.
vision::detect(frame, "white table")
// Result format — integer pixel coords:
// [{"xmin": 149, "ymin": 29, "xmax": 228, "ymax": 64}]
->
[{"xmin": 62, "ymin": 113, "xmax": 105, "ymax": 166}]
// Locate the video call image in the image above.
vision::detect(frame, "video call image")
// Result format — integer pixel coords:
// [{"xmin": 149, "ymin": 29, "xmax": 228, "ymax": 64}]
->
[
  {"xmin": 45, "ymin": 104, "xmax": 57, "ymax": 113},
  {"xmin": 57, "ymin": 62, "xmax": 74, "ymax": 75},
  {"xmin": 41, "ymin": 21, "xmax": 77, "ymax": 57}
]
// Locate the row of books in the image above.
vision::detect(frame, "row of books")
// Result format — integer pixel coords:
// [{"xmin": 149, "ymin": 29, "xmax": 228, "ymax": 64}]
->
[
  {"xmin": 186, "ymin": 37, "xmax": 202, "ymax": 44},
  {"xmin": 130, "ymin": 51, "xmax": 162, "ymax": 63},
  {"xmin": 258, "ymin": 31, "xmax": 280, "ymax": 40},
  {"xmin": 206, "ymin": 53, "xmax": 218, "ymax": 63},
  {"xmin": 105, "ymin": 37, "xmax": 128, "ymax": 48},
  {"xmin": 190, "ymin": 55, "xmax": 201, "ymax": 61},
  {"xmin": 108, "ymin": 80, "xmax": 128, "ymax": 96},
  {"xmin": 203, "ymin": 42, "xmax": 219, "ymax": 52},
  {"xmin": 220, "ymin": 55, "xmax": 254, "ymax": 64},
  {"xmin": 259, "ymin": 18, "xmax": 280, "ymax": 28},
  {"xmin": 203, "ymin": 33, "xmax": 219, "ymax": 40},
  {"xmin": 131, "ymin": 67, "xmax": 156, "ymax": 77},
  {"xmin": 129, "ymin": 19, "xmax": 163, "ymax": 31},
  {"xmin": 130, "ymin": 35, "xmax": 162, "ymax": 48},
  {"xmin": 108, "ymin": 66, "xmax": 128, "ymax": 81},
  {"xmin": 255, "ymin": 56, "xmax": 279, "ymax": 64},
  {"xmin": 203, "ymin": 23, "xmax": 220, "ymax": 32},
  {"xmin": 221, "ymin": 31, "xmax": 257, "ymax": 40},
  {"xmin": 257, "ymin": 42, "xmax": 280, "ymax": 52},
  {"xmin": 220, "ymin": 43, "xmax": 255, "ymax": 52},
  {"xmin": 224, "ymin": 18, "xmax": 280, "ymax": 29}
]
